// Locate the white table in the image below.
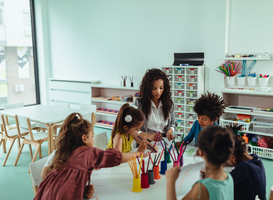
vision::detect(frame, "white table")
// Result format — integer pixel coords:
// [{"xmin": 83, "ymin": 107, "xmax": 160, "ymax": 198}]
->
[{"xmin": 0, "ymin": 105, "xmax": 92, "ymax": 154}]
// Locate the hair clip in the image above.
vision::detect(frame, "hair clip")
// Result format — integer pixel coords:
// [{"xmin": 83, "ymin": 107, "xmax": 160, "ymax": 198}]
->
[{"xmin": 124, "ymin": 115, "xmax": 132, "ymax": 123}]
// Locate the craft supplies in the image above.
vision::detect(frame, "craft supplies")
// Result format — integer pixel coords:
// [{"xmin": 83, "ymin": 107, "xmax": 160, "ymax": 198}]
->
[
  {"xmin": 137, "ymin": 135, "xmax": 157, "ymax": 152},
  {"xmin": 215, "ymin": 61, "xmax": 242, "ymax": 77}
]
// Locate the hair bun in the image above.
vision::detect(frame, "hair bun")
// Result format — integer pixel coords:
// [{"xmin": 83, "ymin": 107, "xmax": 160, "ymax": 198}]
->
[{"xmin": 124, "ymin": 115, "xmax": 132, "ymax": 123}]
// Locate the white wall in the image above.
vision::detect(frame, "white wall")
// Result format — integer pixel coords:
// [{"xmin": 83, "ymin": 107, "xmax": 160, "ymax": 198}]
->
[{"xmin": 35, "ymin": 0, "xmax": 273, "ymax": 103}]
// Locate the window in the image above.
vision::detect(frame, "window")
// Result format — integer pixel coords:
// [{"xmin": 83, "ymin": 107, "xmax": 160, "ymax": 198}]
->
[{"xmin": 0, "ymin": 0, "xmax": 40, "ymax": 109}]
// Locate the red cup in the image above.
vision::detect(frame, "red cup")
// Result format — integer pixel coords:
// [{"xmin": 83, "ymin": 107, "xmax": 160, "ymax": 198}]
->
[{"xmin": 141, "ymin": 173, "xmax": 150, "ymax": 189}]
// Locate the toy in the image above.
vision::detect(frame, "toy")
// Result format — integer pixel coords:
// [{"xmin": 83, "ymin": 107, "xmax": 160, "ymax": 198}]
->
[{"xmin": 242, "ymin": 133, "xmax": 249, "ymax": 144}]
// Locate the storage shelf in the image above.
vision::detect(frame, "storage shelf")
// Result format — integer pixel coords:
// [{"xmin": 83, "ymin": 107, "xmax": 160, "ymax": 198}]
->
[
  {"xmin": 92, "ymin": 99, "xmax": 133, "ymax": 105},
  {"xmin": 240, "ymin": 130, "xmax": 273, "ymax": 137},
  {"xmin": 96, "ymin": 112, "xmax": 117, "ymax": 117},
  {"xmin": 222, "ymin": 89, "xmax": 273, "ymax": 96},
  {"xmin": 224, "ymin": 57, "xmax": 271, "ymax": 61},
  {"xmin": 91, "ymin": 84, "xmax": 139, "ymax": 90},
  {"xmin": 224, "ymin": 109, "xmax": 273, "ymax": 118},
  {"xmin": 95, "ymin": 124, "xmax": 113, "ymax": 129}
]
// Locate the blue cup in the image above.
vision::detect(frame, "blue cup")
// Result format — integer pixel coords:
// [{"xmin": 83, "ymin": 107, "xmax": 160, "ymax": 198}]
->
[{"xmin": 160, "ymin": 161, "xmax": 167, "ymax": 175}]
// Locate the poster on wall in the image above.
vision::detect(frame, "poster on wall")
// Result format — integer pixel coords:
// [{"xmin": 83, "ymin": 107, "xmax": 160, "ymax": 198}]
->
[
  {"xmin": 0, "ymin": 47, "xmax": 6, "ymax": 80},
  {"xmin": 17, "ymin": 47, "xmax": 30, "ymax": 79}
]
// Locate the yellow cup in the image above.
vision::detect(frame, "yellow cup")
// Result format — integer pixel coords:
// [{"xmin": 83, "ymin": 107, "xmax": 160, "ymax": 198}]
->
[{"xmin": 132, "ymin": 177, "xmax": 142, "ymax": 192}]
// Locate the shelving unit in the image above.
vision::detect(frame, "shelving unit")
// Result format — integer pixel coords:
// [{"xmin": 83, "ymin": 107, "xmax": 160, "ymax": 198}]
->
[
  {"xmin": 162, "ymin": 66, "xmax": 204, "ymax": 138},
  {"xmin": 220, "ymin": 90, "xmax": 273, "ymax": 159}
]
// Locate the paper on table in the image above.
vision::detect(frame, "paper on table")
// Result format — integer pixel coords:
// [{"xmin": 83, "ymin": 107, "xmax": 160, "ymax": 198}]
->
[
  {"xmin": 85, "ymin": 185, "xmax": 141, "ymax": 200},
  {"xmin": 91, "ymin": 168, "xmax": 112, "ymax": 185},
  {"xmin": 175, "ymin": 161, "xmax": 205, "ymax": 196}
]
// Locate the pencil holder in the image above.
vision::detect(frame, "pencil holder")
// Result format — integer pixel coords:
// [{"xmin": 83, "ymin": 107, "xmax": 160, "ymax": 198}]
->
[
  {"xmin": 148, "ymin": 170, "xmax": 155, "ymax": 185},
  {"xmin": 164, "ymin": 150, "xmax": 171, "ymax": 163},
  {"xmin": 160, "ymin": 161, "xmax": 167, "ymax": 175},
  {"xmin": 132, "ymin": 177, "xmax": 142, "ymax": 192},
  {"xmin": 237, "ymin": 76, "xmax": 246, "ymax": 86},
  {"xmin": 226, "ymin": 76, "xmax": 236, "ymax": 86},
  {"xmin": 153, "ymin": 165, "xmax": 161, "ymax": 179},
  {"xmin": 259, "ymin": 77, "xmax": 270, "ymax": 87},
  {"xmin": 179, "ymin": 155, "xmax": 183, "ymax": 167},
  {"xmin": 141, "ymin": 173, "xmax": 149, "ymax": 189},
  {"xmin": 173, "ymin": 161, "xmax": 180, "ymax": 167},
  {"xmin": 247, "ymin": 76, "xmax": 257, "ymax": 86}
]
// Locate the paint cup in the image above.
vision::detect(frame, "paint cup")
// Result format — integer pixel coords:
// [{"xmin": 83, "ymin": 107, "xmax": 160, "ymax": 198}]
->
[
  {"xmin": 132, "ymin": 177, "xmax": 142, "ymax": 192},
  {"xmin": 173, "ymin": 161, "xmax": 180, "ymax": 167},
  {"xmin": 148, "ymin": 170, "xmax": 155, "ymax": 185},
  {"xmin": 153, "ymin": 165, "xmax": 161, "ymax": 179},
  {"xmin": 164, "ymin": 150, "xmax": 171, "ymax": 163},
  {"xmin": 179, "ymin": 155, "xmax": 184, "ymax": 167},
  {"xmin": 141, "ymin": 173, "xmax": 149, "ymax": 189},
  {"xmin": 160, "ymin": 160, "xmax": 167, "ymax": 175}
]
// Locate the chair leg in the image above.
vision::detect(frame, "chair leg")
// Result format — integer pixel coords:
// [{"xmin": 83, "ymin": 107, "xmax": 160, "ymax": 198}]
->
[
  {"xmin": 3, "ymin": 138, "xmax": 16, "ymax": 166},
  {"xmin": 39, "ymin": 147, "xmax": 42, "ymax": 159},
  {"xmin": 29, "ymin": 144, "xmax": 33, "ymax": 159},
  {"xmin": 2, "ymin": 139, "xmax": 6, "ymax": 153},
  {"xmin": 17, "ymin": 137, "xmax": 21, "ymax": 151},
  {"xmin": 28, "ymin": 144, "xmax": 41, "ymax": 173},
  {"xmin": 14, "ymin": 142, "xmax": 25, "ymax": 166}
]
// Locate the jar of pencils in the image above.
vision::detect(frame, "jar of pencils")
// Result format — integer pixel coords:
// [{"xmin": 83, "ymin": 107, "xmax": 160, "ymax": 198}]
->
[{"xmin": 226, "ymin": 76, "xmax": 236, "ymax": 86}]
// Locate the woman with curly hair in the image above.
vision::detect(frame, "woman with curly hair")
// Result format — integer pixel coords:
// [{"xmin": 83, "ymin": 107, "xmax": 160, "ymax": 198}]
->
[
  {"xmin": 183, "ymin": 92, "xmax": 226, "ymax": 145},
  {"xmin": 133, "ymin": 68, "xmax": 175, "ymax": 141}
]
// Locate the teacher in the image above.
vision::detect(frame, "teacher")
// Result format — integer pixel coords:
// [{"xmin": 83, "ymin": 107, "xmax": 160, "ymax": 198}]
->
[{"xmin": 133, "ymin": 68, "xmax": 176, "ymax": 141}]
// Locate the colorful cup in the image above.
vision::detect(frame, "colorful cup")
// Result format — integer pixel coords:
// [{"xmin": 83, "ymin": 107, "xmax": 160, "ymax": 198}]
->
[
  {"xmin": 132, "ymin": 177, "xmax": 142, "ymax": 192},
  {"xmin": 160, "ymin": 161, "xmax": 167, "ymax": 175},
  {"xmin": 153, "ymin": 165, "xmax": 161, "ymax": 179},
  {"xmin": 164, "ymin": 150, "xmax": 171, "ymax": 163},
  {"xmin": 179, "ymin": 155, "xmax": 184, "ymax": 167},
  {"xmin": 173, "ymin": 161, "xmax": 180, "ymax": 167},
  {"xmin": 141, "ymin": 173, "xmax": 149, "ymax": 189},
  {"xmin": 148, "ymin": 170, "xmax": 155, "ymax": 185}
]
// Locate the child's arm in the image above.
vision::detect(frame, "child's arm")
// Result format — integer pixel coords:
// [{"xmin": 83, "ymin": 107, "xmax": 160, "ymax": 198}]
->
[
  {"xmin": 166, "ymin": 166, "xmax": 180, "ymax": 200},
  {"xmin": 183, "ymin": 120, "xmax": 198, "ymax": 143},
  {"xmin": 112, "ymin": 134, "xmax": 123, "ymax": 152},
  {"xmin": 182, "ymin": 182, "xmax": 209, "ymax": 200}
]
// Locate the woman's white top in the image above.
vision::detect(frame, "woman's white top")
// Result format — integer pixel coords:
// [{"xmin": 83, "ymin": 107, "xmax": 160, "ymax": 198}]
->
[{"xmin": 146, "ymin": 100, "xmax": 174, "ymax": 134}]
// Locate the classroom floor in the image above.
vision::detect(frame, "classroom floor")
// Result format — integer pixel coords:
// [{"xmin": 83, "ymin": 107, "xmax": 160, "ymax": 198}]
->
[{"xmin": 1, "ymin": 140, "xmax": 273, "ymax": 200}]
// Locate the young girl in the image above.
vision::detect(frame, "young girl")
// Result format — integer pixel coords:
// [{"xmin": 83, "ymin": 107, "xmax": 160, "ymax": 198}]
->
[
  {"xmin": 166, "ymin": 125, "xmax": 234, "ymax": 200},
  {"xmin": 226, "ymin": 124, "xmax": 266, "ymax": 200},
  {"xmin": 182, "ymin": 92, "xmax": 226, "ymax": 146},
  {"xmin": 35, "ymin": 113, "xmax": 146, "ymax": 200},
  {"xmin": 107, "ymin": 103, "xmax": 157, "ymax": 152},
  {"xmin": 133, "ymin": 68, "xmax": 176, "ymax": 141}
]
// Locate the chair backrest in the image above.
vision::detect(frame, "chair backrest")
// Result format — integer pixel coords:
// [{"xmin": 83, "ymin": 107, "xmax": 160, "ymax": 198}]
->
[
  {"xmin": 4, "ymin": 102, "xmax": 24, "ymax": 110},
  {"xmin": 50, "ymin": 101, "xmax": 70, "ymax": 108},
  {"xmin": 29, "ymin": 156, "xmax": 49, "ymax": 195},
  {"xmin": 269, "ymin": 185, "xmax": 273, "ymax": 200},
  {"xmin": 93, "ymin": 131, "xmax": 108, "ymax": 150},
  {"xmin": 80, "ymin": 104, "xmax": 96, "ymax": 123},
  {"xmin": 1, "ymin": 114, "xmax": 12, "ymax": 138},
  {"xmin": 15, "ymin": 115, "xmax": 35, "ymax": 141}
]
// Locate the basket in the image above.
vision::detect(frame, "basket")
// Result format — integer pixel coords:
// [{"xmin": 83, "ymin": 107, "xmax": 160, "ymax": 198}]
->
[
  {"xmin": 247, "ymin": 145, "xmax": 273, "ymax": 159},
  {"xmin": 220, "ymin": 119, "xmax": 251, "ymax": 131},
  {"xmin": 252, "ymin": 117, "xmax": 273, "ymax": 134}
]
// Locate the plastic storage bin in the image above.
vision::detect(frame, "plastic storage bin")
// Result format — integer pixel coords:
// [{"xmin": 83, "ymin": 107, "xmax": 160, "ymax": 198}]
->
[
  {"xmin": 175, "ymin": 113, "xmax": 184, "ymax": 119},
  {"xmin": 186, "ymin": 113, "xmax": 197, "ymax": 120},
  {"xmin": 174, "ymin": 68, "xmax": 185, "ymax": 74},
  {"xmin": 247, "ymin": 76, "xmax": 257, "ymax": 86},
  {"xmin": 186, "ymin": 99, "xmax": 196, "ymax": 105},
  {"xmin": 226, "ymin": 76, "xmax": 236, "ymax": 86},
  {"xmin": 186, "ymin": 106, "xmax": 194, "ymax": 112},
  {"xmin": 175, "ymin": 83, "xmax": 184, "ymax": 89},
  {"xmin": 174, "ymin": 98, "xmax": 184, "ymax": 104},
  {"xmin": 174, "ymin": 90, "xmax": 184, "ymax": 97},
  {"xmin": 187, "ymin": 76, "xmax": 197, "ymax": 82},
  {"xmin": 175, "ymin": 105, "xmax": 184, "ymax": 111},
  {"xmin": 252, "ymin": 117, "xmax": 273, "ymax": 133},
  {"xmin": 248, "ymin": 145, "xmax": 273, "ymax": 159},
  {"xmin": 186, "ymin": 68, "xmax": 197, "ymax": 75},
  {"xmin": 259, "ymin": 77, "xmax": 270, "ymax": 87},
  {"xmin": 220, "ymin": 118, "xmax": 251, "ymax": 131},
  {"xmin": 175, "ymin": 75, "xmax": 184, "ymax": 82},
  {"xmin": 186, "ymin": 83, "xmax": 197, "ymax": 90},
  {"xmin": 186, "ymin": 91, "xmax": 197, "ymax": 98},
  {"xmin": 162, "ymin": 68, "xmax": 172, "ymax": 74},
  {"xmin": 167, "ymin": 75, "xmax": 173, "ymax": 81},
  {"xmin": 175, "ymin": 127, "xmax": 184, "ymax": 133},
  {"xmin": 186, "ymin": 121, "xmax": 194, "ymax": 128},
  {"xmin": 176, "ymin": 120, "xmax": 184, "ymax": 127},
  {"xmin": 237, "ymin": 76, "xmax": 246, "ymax": 86}
]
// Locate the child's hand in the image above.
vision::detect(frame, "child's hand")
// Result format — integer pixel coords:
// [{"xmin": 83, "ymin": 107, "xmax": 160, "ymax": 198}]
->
[
  {"xmin": 200, "ymin": 170, "xmax": 206, "ymax": 179},
  {"xmin": 84, "ymin": 184, "xmax": 94, "ymax": 199},
  {"xmin": 137, "ymin": 136, "xmax": 147, "ymax": 152},
  {"xmin": 166, "ymin": 166, "xmax": 181, "ymax": 184},
  {"xmin": 153, "ymin": 145, "xmax": 159, "ymax": 153},
  {"xmin": 175, "ymin": 141, "xmax": 185, "ymax": 150}
]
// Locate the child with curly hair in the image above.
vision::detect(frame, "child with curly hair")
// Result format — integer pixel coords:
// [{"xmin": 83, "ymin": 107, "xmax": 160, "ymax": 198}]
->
[
  {"xmin": 183, "ymin": 92, "xmax": 226, "ymax": 145},
  {"xmin": 226, "ymin": 124, "xmax": 266, "ymax": 200}
]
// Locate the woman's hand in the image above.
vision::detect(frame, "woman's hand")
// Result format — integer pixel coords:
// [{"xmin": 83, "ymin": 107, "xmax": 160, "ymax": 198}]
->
[
  {"xmin": 137, "ymin": 136, "xmax": 147, "ymax": 152},
  {"xmin": 147, "ymin": 132, "xmax": 162, "ymax": 141},
  {"xmin": 84, "ymin": 184, "xmax": 94, "ymax": 199},
  {"xmin": 166, "ymin": 129, "xmax": 174, "ymax": 141}
]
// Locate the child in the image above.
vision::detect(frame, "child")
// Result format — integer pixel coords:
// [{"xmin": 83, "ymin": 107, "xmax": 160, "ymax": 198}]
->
[
  {"xmin": 226, "ymin": 124, "xmax": 266, "ymax": 200},
  {"xmin": 107, "ymin": 103, "xmax": 158, "ymax": 153},
  {"xmin": 35, "ymin": 113, "xmax": 146, "ymax": 200},
  {"xmin": 166, "ymin": 125, "xmax": 235, "ymax": 200},
  {"xmin": 182, "ymin": 92, "xmax": 226, "ymax": 145}
]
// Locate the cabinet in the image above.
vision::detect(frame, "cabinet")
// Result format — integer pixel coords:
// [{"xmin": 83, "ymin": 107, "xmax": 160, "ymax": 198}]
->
[
  {"xmin": 220, "ymin": 91, "xmax": 273, "ymax": 159},
  {"xmin": 162, "ymin": 66, "xmax": 204, "ymax": 138}
]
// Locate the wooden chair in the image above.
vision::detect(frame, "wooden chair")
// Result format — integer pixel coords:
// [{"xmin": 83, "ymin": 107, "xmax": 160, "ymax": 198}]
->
[
  {"xmin": 1, "ymin": 114, "xmax": 29, "ymax": 166},
  {"xmin": 80, "ymin": 103, "xmax": 97, "ymax": 123},
  {"xmin": 269, "ymin": 185, "xmax": 273, "ymax": 200},
  {"xmin": 93, "ymin": 131, "xmax": 108, "ymax": 150},
  {"xmin": 0, "ymin": 122, "xmax": 6, "ymax": 153},
  {"xmin": 29, "ymin": 156, "xmax": 49, "ymax": 195},
  {"xmin": 13, "ymin": 115, "xmax": 48, "ymax": 173},
  {"xmin": 4, "ymin": 103, "xmax": 24, "ymax": 130}
]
